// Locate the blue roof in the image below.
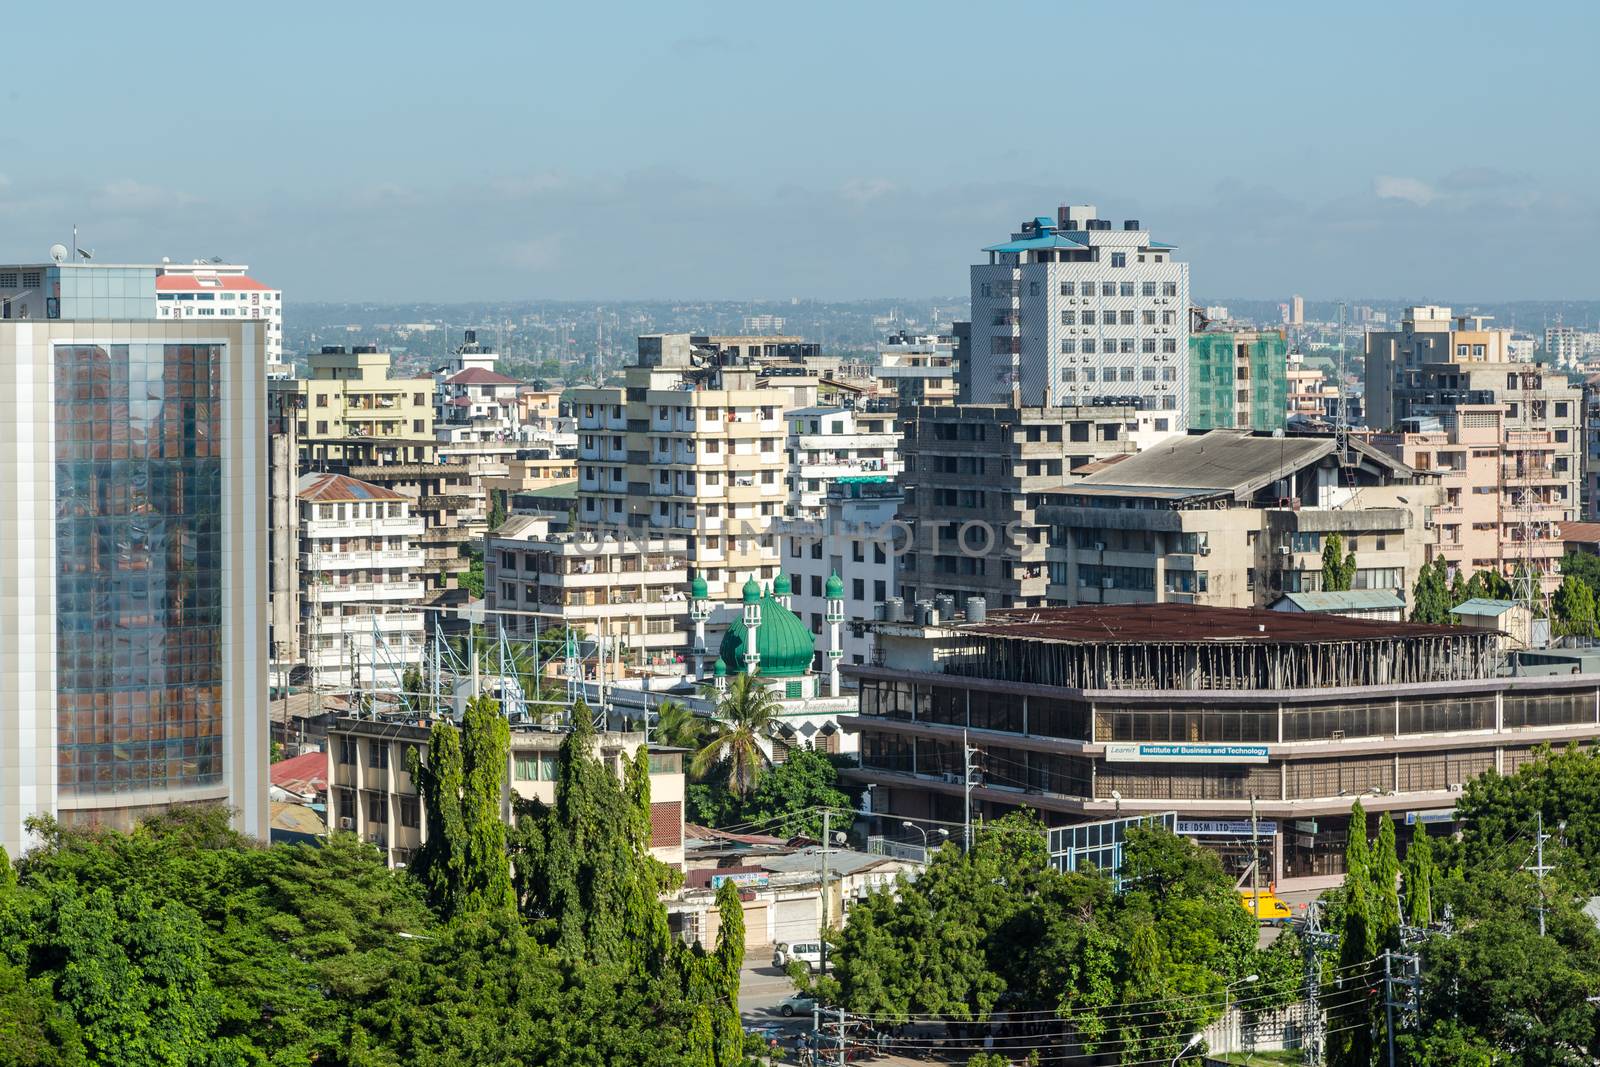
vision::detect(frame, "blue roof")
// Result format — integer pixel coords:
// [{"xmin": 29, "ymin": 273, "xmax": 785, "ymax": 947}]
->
[
  {"xmin": 1033, "ymin": 216, "xmax": 1055, "ymax": 229},
  {"xmin": 1452, "ymin": 598, "xmax": 1517, "ymax": 618},
  {"xmin": 1272, "ymin": 590, "xmax": 1405, "ymax": 613},
  {"xmin": 1148, "ymin": 241, "xmax": 1178, "ymax": 249},
  {"xmin": 983, "ymin": 233, "xmax": 1090, "ymax": 254}
]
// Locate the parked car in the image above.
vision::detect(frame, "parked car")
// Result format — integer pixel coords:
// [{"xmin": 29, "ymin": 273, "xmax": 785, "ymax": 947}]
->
[
  {"xmin": 772, "ymin": 941, "xmax": 825, "ymax": 971},
  {"xmin": 774, "ymin": 993, "xmax": 818, "ymax": 1018}
]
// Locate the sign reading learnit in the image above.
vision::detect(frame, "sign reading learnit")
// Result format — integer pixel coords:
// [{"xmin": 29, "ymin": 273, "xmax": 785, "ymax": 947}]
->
[
  {"xmin": 1177, "ymin": 820, "xmax": 1280, "ymax": 837},
  {"xmin": 709, "ymin": 872, "xmax": 770, "ymax": 890},
  {"xmin": 1104, "ymin": 742, "xmax": 1270, "ymax": 765}
]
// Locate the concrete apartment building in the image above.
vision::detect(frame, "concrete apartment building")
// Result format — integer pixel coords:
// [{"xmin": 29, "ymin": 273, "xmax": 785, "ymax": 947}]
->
[
  {"xmin": 1188, "ymin": 328, "xmax": 1289, "ymax": 431},
  {"xmin": 296, "ymin": 346, "xmax": 436, "ymax": 467},
  {"xmin": 966, "ymin": 204, "xmax": 1190, "ymax": 426},
  {"xmin": 1370, "ymin": 406, "xmax": 1568, "ymax": 596},
  {"xmin": 873, "ymin": 332, "xmax": 958, "ymax": 408},
  {"xmin": 841, "ymin": 603, "xmax": 1600, "ymax": 887},
  {"xmin": 1364, "ymin": 306, "xmax": 1513, "ymax": 430},
  {"xmin": 570, "ymin": 334, "xmax": 816, "ymax": 605},
  {"xmin": 327, "ymin": 717, "xmax": 686, "ymax": 870},
  {"xmin": 485, "ymin": 516, "xmax": 690, "ymax": 673},
  {"xmin": 1545, "ymin": 325, "xmax": 1593, "ymax": 371},
  {"xmin": 0, "ymin": 258, "xmax": 268, "ymax": 854},
  {"xmin": 786, "ymin": 405, "xmax": 901, "ymax": 515},
  {"xmin": 782, "ymin": 480, "xmax": 904, "ymax": 668},
  {"xmin": 1584, "ymin": 374, "xmax": 1600, "ymax": 521},
  {"xmin": 1037, "ymin": 430, "xmax": 1440, "ymax": 609},
  {"xmin": 895, "ymin": 404, "xmax": 1140, "ymax": 611},
  {"xmin": 1287, "ymin": 351, "xmax": 1339, "ymax": 422},
  {"xmin": 296, "ymin": 474, "xmax": 426, "ymax": 691}
]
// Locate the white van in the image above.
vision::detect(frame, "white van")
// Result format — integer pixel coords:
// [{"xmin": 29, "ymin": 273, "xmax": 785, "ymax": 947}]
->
[{"xmin": 772, "ymin": 941, "xmax": 824, "ymax": 971}]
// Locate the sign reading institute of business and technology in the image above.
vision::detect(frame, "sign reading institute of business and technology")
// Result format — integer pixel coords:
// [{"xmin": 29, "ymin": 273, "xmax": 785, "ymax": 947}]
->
[{"xmin": 1103, "ymin": 742, "xmax": 1270, "ymax": 765}]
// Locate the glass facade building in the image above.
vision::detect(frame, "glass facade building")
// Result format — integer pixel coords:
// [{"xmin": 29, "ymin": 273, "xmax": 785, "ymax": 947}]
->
[{"xmin": 54, "ymin": 342, "xmax": 225, "ymax": 795}]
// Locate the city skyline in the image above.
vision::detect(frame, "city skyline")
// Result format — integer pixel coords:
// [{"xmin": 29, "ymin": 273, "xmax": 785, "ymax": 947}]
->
[{"xmin": 3, "ymin": 2, "xmax": 1595, "ymax": 303}]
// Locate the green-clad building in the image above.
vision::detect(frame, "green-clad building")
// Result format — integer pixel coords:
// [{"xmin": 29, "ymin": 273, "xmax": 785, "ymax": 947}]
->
[{"xmin": 1188, "ymin": 330, "xmax": 1289, "ymax": 431}]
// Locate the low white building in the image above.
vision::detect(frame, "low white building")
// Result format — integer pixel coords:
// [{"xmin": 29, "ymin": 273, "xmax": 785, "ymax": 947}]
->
[{"xmin": 298, "ymin": 473, "xmax": 426, "ymax": 690}]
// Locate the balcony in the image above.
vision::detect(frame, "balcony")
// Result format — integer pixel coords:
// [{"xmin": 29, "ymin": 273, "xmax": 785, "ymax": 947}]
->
[
  {"xmin": 305, "ymin": 580, "xmax": 426, "ymax": 602},
  {"xmin": 302, "ymin": 549, "xmax": 427, "ymax": 571}
]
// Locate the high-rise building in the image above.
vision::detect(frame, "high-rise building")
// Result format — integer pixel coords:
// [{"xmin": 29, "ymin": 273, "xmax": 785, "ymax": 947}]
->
[
  {"xmin": 967, "ymin": 205, "xmax": 1191, "ymax": 425},
  {"xmin": 570, "ymin": 334, "xmax": 814, "ymax": 605},
  {"xmin": 1291, "ymin": 294, "xmax": 1305, "ymax": 326},
  {"xmin": 1187, "ymin": 329, "xmax": 1289, "ymax": 431},
  {"xmin": 1364, "ymin": 306, "xmax": 1513, "ymax": 430},
  {"xmin": 154, "ymin": 262, "xmax": 285, "ymax": 378},
  {"xmin": 0, "ymin": 258, "xmax": 268, "ymax": 855}
]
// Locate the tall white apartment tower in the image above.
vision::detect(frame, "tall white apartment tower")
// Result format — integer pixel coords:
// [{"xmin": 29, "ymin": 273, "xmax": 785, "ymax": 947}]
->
[
  {"xmin": 155, "ymin": 262, "xmax": 286, "ymax": 378},
  {"xmin": 968, "ymin": 204, "xmax": 1191, "ymax": 428}
]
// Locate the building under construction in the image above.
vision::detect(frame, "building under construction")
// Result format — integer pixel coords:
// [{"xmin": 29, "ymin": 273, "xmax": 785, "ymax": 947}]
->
[{"xmin": 843, "ymin": 604, "xmax": 1600, "ymax": 888}]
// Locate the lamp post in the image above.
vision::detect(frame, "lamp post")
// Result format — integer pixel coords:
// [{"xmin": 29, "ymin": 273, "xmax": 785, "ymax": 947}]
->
[
  {"xmin": 1170, "ymin": 1032, "xmax": 1203, "ymax": 1067},
  {"xmin": 902, "ymin": 821, "xmax": 948, "ymax": 862},
  {"xmin": 1222, "ymin": 974, "xmax": 1260, "ymax": 1054}
]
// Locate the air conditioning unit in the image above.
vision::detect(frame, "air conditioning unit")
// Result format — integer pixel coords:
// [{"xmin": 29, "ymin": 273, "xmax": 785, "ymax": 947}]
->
[
  {"xmin": 1448, "ymin": 782, "xmax": 1464, "ymax": 794},
  {"xmin": 1330, "ymin": 730, "xmax": 1344, "ymax": 742},
  {"xmin": 1093, "ymin": 542, "xmax": 1105, "ymax": 552},
  {"xmin": 1197, "ymin": 546, "xmax": 1211, "ymax": 556},
  {"xmin": 366, "ymin": 831, "xmax": 383, "ymax": 843},
  {"xmin": 1102, "ymin": 577, "xmax": 1114, "ymax": 589}
]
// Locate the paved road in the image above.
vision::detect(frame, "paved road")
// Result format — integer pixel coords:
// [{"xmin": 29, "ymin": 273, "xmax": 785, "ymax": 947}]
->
[{"xmin": 739, "ymin": 958, "xmax": 943, "ymax": 1065}]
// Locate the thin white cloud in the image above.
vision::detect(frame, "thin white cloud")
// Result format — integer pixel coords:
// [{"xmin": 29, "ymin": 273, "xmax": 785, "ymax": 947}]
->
[{"xmin": 1373, "ymin": 176, "xmax": 1436, "ymax": 206}]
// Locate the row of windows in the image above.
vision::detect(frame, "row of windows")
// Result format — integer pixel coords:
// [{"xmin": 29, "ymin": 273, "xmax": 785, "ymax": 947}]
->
[
  {"xmin": 1059, "ymin": 338, "xmax": 1182, "ymax": 356},
  {"xmin": 1061, "ymin": 364, "xmax": 1178, "ymax": 381},
  {"xmin": 1060, "ymin": 281, "xmax": 1180, "ymax": 297},
  {"xmin": 1062, "ymin": 309, "xmax": 1178, "ymax": 326}
]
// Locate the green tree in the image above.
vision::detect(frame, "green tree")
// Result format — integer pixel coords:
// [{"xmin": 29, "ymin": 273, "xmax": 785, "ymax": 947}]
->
[
  {"xmin": 654, "ymin": 699, "xmax": 713, "ymax": 751},
  {"xmin": 1452, "ymin": 743, "xmax": 1600, "ymax": 883},
  {"xmin": 1371, "ymin": 812, "xmax": 1401, "ymax": 949},
  {"xmin": 1477, "ymin": 568, "xmax": 1514, "ymax": 601},
  {"xmin": 1329, "ymin": 875, "xmax": 1377, "ymax": 1067},
  {"xmin": 692, "ymin": 672, "xmax": 781, "ymax": 797},
  {"xmin": 711, "ymin": 880, "xmax": 746, "ymax": 1067},
  {"xmin": 488, "ymin": 489, "xmax": 507, "ymax": 532},
  {"xmin": 1552, "ymin": 572, "xmax": 1598, "ymax": 637},
  {"xmin": 407, "ymin": 694, "xmax": 515, "ymax": 918},
  {"xmin": 1322, "ymin": 532, "xmax": 1357, "ymax": 592},
  {"xmin": 1560, "ymin": 550, "xmax": 1600, "ymax": 601},
  {"xmin": 1403, "ymin": 821, "xmax": 1435, "ymax": 929},
  {"xmin": 1448, "ymin": 568, "xmax": 1469, "ymax": 609},
  {"xmin": 731, "ymin": 750, "xmax": 851, "ymax": 839},
  {"xmin": 1410, "ymin": 556, "xmax": 1452, "ymax": 623}
]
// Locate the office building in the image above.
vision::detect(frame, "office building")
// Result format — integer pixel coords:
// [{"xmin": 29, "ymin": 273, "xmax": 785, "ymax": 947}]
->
[
  {"xmin": 1370, "ymin": 407, "xmax": 1568, "ymax": 596},
  {"xmin": 0, "ymin": 257, "xmax": 268, "ymax": 855},
  {"xmin": 328, "ymin": 717, "xmax": 686, "ymax": 870},
  {"xmin": 485, "ymin": 516, "xmax": 690, "ymax": 672},
  {"xmin": 1187, "ymin": 329, "xmax": 1289, "ymax": 431},
  {"xmin": 154, "ymin": 262, "xmax": 285, "ymax": 377},
  {"xmin": 842, "ymin": 603, "xmax": 1600, "ymax": 887},
  {"xmin": 570, "ymin": 334, "xmax": 816, "ymax": 605},
  {"xmin": 896, "ymin": 404, "xmax": 1141, "ymax": 611},
  {"xmin": 1037, "ymin": 430, "xmax": 1440, "ymax": 608},
  {"xmin": 1290, "ymin": 294, "xmax": 1304, "ymax": 326},
  {"xmin": 967, "ymin": 204, "xmax": 1190, "ymax": 425},
  {"xmin": 786, "ymin": 405, "xmax": 900, "ymax": 515},
  {"xmin": 296, "ymin": 473, "xmax": 426, "ymax": 690}
]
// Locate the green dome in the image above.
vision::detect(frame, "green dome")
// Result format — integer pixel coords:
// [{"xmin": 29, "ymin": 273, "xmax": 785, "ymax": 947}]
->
[
  {"xmin": 690, "ymin": 575, "xmax": 709, "ymax": 600},
  {"xmin": 824, "ymin": 571, "xmax": 844, "ymax": 599},
  {"xmin": 742, "ymin": 576, "xmax": 762, "ymax": 604},
  {"xmin": 774, "ymin": 572, "xmax": 792, "ymax": 596},
  {"xmin": 713, "ymin": 659, "xmax": 727, "ymax": 677},
  {"xmin": 718, "ymin": 592, "xmax": 815, "ymax": 679}
]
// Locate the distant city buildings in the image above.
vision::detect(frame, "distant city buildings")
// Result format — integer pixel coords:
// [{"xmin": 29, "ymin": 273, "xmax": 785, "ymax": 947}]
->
[
  {"xmin": 967, "ymin": 204, "xmax": 1191, "ymax": 425},
  {"xmin": 0, "ymin": 257, "xmax": 268, "ymax": 855},
  {"xmin": 1291, "ymin": 294, "xmax": 1305, "ymax": 326}
]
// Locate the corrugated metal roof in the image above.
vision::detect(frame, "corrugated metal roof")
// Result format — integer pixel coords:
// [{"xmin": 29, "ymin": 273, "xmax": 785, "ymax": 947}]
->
[
  {"xmin": 1452, "ymin": 598, "xmax": 1517, "ymax": 617},
  {"xmin": 1274, "ymin": 590, "xmax": 1406, "ymax": 612},
  {"xmin": 982, "ymin": 234, "xmax": 1090, "ymax": 253},
  {"xmin": 297, "ymin": 472, "xmax": 406, "ymax": 502},
  {"xmin": 958, "ymin": 603, "xmax": 1457, "ymax": 645}
]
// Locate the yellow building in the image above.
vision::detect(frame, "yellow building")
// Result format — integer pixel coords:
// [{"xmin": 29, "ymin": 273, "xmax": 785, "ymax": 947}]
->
[{"xmin": 297, "ymin": 345, "xmax": 435, "ymax": 466}]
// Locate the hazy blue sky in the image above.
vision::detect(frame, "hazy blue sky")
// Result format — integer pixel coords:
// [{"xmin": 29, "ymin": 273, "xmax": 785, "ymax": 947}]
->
[{"xmin": 5, "ymin": 2, "xmax": 1596, "ymax": 302}]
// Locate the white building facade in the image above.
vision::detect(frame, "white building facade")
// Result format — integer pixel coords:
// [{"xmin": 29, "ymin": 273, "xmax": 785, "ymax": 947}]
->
[
  {"xmin": 786, "ymin": 405, "xmax": 901, "ymax": 515},
  {"xmin": 783, "ymin": 481, "xmax": 903, "ymax": 668},
  {"xmin": 297, "ymin": 473, "xmax": 426, "ymax": 691},
  {"xmin": 155, "ymin": 262, "xmax": 285, "ymax": 377},
  {"xmin": 967, "ymin": 203, "xmax": 1191, "ymax": 428}
]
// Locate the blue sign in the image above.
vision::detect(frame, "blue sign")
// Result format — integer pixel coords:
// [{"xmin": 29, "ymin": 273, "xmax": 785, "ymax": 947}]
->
[{"xmin": 1105, "ymin": 742, "xmax": 1270, "ymax": 765}]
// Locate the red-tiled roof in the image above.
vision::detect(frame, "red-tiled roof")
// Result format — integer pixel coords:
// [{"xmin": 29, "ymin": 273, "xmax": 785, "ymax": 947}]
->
[
  {"xmin": 270, "ymin": 751, "xmax": 328, "ymax": 796},
  {"xmin": 155, "ymin": 274, "xmax": 273, "ymax": 292},
  {"xmin": 447, "ymin": 396, "xmax": 473, "ymax": 407},
  {"xmin": 446, "ymin": 367, "xmax": 520, "ymax": 386},
  {"xmin": 297, "ymin": 472, "xmax": 406, "ymax": 502}
]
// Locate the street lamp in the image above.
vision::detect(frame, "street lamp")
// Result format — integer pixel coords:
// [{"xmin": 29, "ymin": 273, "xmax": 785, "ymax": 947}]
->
[
  {"xmin": 902, "ymin": 821, "xmax": 948, "ymax": 859},
  {"xmin": 1170, "ymin": 1032, "xmax": 1203, "ymax": 1066}
]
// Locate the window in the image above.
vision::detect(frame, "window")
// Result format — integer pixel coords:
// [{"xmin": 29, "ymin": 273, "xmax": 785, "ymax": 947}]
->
[
  {"xmin": 1457, "ymin": 344, "xmax": 1469, "ymax": 357},
  {"xmin": 1142, "ymin": 339, "xmax": 1157, "ymax": 353},
  {"xmin": 1142, "ymin": 281, "xmax": 1157, "ymax": 296},
  {"xmin": 1162, "ymin": 339, "xmax": 1177, "ymax": 353},
  {"xmin": 1060, "ymin": 339, "xmax": 1076, "ymax": 354},
  {"xmin": 399, "ymin": 796, "xmax": 420, "ymax": 828},
  {"xmin": 339, "ymin": 738, "xmax": 357, "ymax": 765},
  {"xmin": 316, "ymin": 394, "xmax": 329, "ymax": 407},
  {"xmin": 811, "ymin": 575, "xmax": 823, "ymax": 597},
  {"xmin": 1142, "ymin": 366, "xmax": 1156, "ymax": 381},
  {"xmin": 1061, "ymin": 368, "xmax": 1077, "ymax": 382},
  {"xmin": 1119, "ymin": 310, "xmax": 1134, "ymax": 325},
  {"xmin": 1142, "ymin": 310, "xmax": 1157, "ymax": 324},
  {"xmin": 853, "ymin": 578, "xmax": 865, "ymax": 600},
  {"xmin": 1102, "ymin": 282, "xmax": 1117, "ymax": 296},
  {"xmin": 1556, "ymin": 402, "xmax": 1569, "ymax": 418},
  {"xmin": 1120, "ymin": 282, "xmax": 1134, "ymax": 296},
  {"xmin": 1081, "ymin": 310, "xmax": 1096, "ymax": 326},
  {"xmin": 1120, "ymin": 367, "xmax": 1134, "ymax": 382},
  {"xmin": 1083, "ymin": 340, "xmax": 1097, "ymax": 355},
  {"xmin": 1060, "ymin": 310, "xmax": 1076, "ymax": 325},
  {"xmin": 874, "ymin": 580, "xmax": 887, "ymax": 599},
  {"xmin": 1110, "ymin": 253, "xmax": 1127, "ymax": 267},
  {"xmin": 1471, "ymin": 344, "xmax": 1485, "ymax": 357},
  {"xmin": 1162, "ymin": 282, "xmax": 1177, "ymax": 296},
  {"xmin": 368, "ymin": 743, "xmax": 389, "ymax": 769},
  {"xmin": 1119, "ymin": 339, "xmax": 1134, "ymax": 354},
  {"xmin": 1085, "ymin": 367, "xmax": 1097, "ymax": 381},
  {"xmin": 1059, "ymin": 281, "xmax": 1075, "ymax": 295}
]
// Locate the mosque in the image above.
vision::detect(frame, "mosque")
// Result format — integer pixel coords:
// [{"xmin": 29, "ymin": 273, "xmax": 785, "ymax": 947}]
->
[{"xmin": 680, "ymin": 571, "xmax": 859, "ymax": 756}]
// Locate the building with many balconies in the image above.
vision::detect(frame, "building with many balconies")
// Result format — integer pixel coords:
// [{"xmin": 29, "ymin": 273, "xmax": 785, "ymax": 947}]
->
[
  {"xmin": 570, "ymin": 334, "xmax": 815, "ymax": 606},
  {"xmin": 785, "ymin": 405, "xmax": 900, "ymax": 515},
  {"xmin": 485, "ymin": 516, "xmax": 691, "ymax": 673},
  {"xmin": 297, "ymin": 473, "xmax": 426, "ymax": 690}
]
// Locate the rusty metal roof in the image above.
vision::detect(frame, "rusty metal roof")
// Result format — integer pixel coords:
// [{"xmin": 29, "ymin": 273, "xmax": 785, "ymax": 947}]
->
[{"xmin": 961, "ymin": 603, "xmax": 1459, "ymax": 645}]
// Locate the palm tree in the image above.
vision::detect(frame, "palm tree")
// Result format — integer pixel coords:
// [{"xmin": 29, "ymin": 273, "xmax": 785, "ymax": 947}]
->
[
  {"xmin": 652, "ymin": 699, "xmax": 712, "ymax": 751},
  {"xmin": 691, "ymin": 672, "xmax": 782, "ymax": 796}
]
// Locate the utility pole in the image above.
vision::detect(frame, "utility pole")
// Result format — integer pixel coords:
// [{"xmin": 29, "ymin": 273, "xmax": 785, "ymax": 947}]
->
[
  {"xmin": 963, "ymin": 728, "xmax": 980, "ymax": 852},
  {"xmin": 1300, "ymin": 900, "xmax": 1337, "ymax": 1066},
  {"xmin": 837, "ymin": 1004, "xmax": 846, "ymax": 1067},
  {"xmin": 1528, "ymin": 810, "xmax": 1554, "ymax": 936},
  {"xmin": 1383, "ymin": 950, "xmax": 1397, "ymax": 1067},
  {"xmin": 819, "ymin": 809, "xmax": 831, "ymax": 976},
  {"xmin": 1250, "ymin": 795, "xmax": 1261, "ymax": 922}
]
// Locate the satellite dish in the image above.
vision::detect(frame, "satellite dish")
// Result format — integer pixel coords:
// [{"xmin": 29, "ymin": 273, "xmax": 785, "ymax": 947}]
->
[{"xmin": 49, "ymin": 244, "xmax": 68, "ymax": 264}]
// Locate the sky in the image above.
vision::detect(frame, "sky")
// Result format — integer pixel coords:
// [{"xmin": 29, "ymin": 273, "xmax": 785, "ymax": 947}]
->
[{"xmin": 4, "ymin": 1, "xmax": 1597, "ymax": 303}]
